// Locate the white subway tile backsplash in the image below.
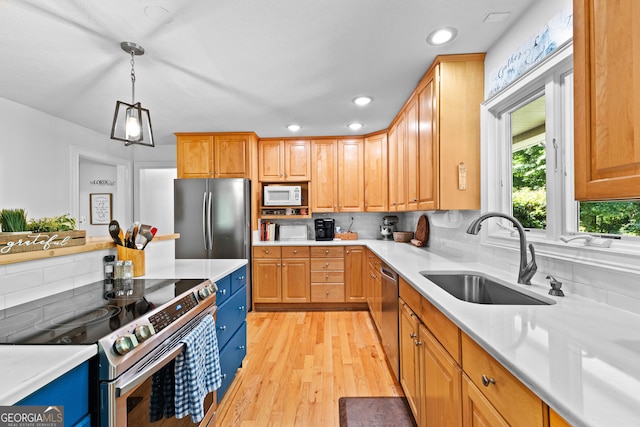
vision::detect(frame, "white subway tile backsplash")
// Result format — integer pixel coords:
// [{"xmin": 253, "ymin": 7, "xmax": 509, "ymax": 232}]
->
[{"xmin": 0, "ymin": 269, "xmax": 44, "ymax": 294}]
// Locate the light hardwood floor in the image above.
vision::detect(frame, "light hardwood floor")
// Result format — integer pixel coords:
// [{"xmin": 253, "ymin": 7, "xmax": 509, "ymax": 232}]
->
[{"xmin": 216, "ymin": 311, "xmax": 404, "ymax": 426}]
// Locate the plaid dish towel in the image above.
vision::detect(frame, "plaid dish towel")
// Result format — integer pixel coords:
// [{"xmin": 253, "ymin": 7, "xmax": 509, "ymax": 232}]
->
[{"xmin": 174, "ymin": 315, "xmax": 222, "ymax": 422}]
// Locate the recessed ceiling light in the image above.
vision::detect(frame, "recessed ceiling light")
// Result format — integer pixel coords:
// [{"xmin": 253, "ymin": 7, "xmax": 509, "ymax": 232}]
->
[
  {"xmin": 483, "ymin": 12, "xmax": 511, "ymax": 23},
  {"xmin": 426, "ymin": 27, "xmax": 458, "ymax": 46},
  {"xmin": 348, "ymin": 122, "xmax": 363, "ymax": 131},
  {"xmin": 353, "ymin": 96, "xmax": 373, "ymax": 106},
  {"xmin": 287, "ymin": 124, "xmax": 301, "ymax": 132}
]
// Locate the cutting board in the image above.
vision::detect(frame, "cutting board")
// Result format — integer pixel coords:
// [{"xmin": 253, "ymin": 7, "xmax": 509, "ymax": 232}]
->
[{"xmin": 412, "ymin": 215, "xmax": 429, "ymax": 247}]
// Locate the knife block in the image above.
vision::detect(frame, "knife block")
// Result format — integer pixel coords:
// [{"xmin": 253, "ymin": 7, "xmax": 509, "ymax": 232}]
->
[{"xmin": 116, "ymin": 246, "xmax": 146, "ymax": 277}]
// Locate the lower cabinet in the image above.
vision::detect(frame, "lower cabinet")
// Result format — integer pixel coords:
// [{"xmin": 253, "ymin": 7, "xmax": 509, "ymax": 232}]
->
[
  {"xmin": 215, "ymin": 266, "xmax": 247, "ymax": 404},
  {"xmin": 252, "ymin": 245, "xmax": 367, "ymax": 309},
  {"xmin": 366, "ymin": 249, "xmax": 382, "ymax": 331},
  {"xmin": 398, "ymin": 277, "xmax": 566, "ymax": 427},
  {"xmin": 17, "ymin": 361, "xmax": 91, "ymax": 427}
]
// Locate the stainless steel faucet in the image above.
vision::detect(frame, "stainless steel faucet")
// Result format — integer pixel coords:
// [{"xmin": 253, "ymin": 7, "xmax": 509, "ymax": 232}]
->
[{"xmin": 466, "ymin": 212, "xmax": 537, "ymax": 285}]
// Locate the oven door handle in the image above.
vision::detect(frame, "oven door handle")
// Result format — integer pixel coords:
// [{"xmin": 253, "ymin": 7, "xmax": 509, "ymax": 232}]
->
[{"xmin": 115, "ymin": 342, "xmax": 185, "ymax": 397}]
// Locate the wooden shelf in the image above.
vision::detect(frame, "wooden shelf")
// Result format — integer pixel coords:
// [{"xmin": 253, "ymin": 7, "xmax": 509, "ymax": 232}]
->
[{"xmin": 0, "ymin": 233, "xmax": 179, "ymax": 266}]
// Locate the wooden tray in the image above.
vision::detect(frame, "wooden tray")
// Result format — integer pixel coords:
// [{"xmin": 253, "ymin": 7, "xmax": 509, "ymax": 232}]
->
[{"xmin": 335, "ymin": 232, "xmax": 358, "ymax": 240}]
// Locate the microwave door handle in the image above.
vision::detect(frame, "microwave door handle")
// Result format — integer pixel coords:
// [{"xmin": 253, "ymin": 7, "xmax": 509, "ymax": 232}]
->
[
  {"xmin": 207, "ymin": 191, "xmax": 213, "ymax": 250},
  {"xmin": 202, "ymin": 192, "xmax": 207, "ymax": 251}
]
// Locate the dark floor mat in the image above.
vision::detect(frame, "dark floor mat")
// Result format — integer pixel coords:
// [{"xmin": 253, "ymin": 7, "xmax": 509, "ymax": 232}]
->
[{"xmin": 338, "ymin": 396, "xmax": 417, "ymax": 427}]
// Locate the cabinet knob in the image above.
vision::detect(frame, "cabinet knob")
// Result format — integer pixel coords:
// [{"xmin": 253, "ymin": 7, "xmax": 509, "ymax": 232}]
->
[
  {"xmin": 238, "ymin": 305, "xmax": 245, "ymax": 311},
  {"xmin": 219, "ymin": 325, "xmax": 227, "ymax": 331},
  {"xmin": 325, "ymin": 275, "xmax": 329, "ymax": 279},
  {"xmin": 293, "ymin": 250, "xmax": 297, "ymax": 254},
  {"xmin": 282, "ymin": 263, "xmax": 286, "ymax": 266},
  {"xmin": 410, "ymin": 333, "xmax": 417, "ymax": 338},
  {"xmin": 325, "ymin": 262, "xmax": 330, "ymax": 267},
  {"xmin": 346, "ymin": 250, "xmax": 350, "ymax": 254},
  {"xmin": 481, "ymin": 375, "xmax": 496, "ymax": 387},
  {"xmin": 325, "ymin": 250, "xmax": 329, "ymax": 254},
  {"xmin": 265, "ymin": 250, "xmax": 270, "ymax": 254},
  {"xmin": 238, "ymin": 345, "xmax": 246, "ymax": 350},
  {"xmin": 414, "ymin": 340, "xmax": 423, "ymax": 346}
]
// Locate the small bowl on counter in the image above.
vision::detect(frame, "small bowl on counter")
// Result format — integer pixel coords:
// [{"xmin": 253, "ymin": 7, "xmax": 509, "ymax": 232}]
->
[{"xmin": 393, "ymin": 231, "xmax": 413, "ymax": 242}]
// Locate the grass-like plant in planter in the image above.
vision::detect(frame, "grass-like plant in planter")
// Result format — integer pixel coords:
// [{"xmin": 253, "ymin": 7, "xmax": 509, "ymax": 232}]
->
[
  {"xmin": 0, "ymin": 208, "xmax": 28, "ymax": 232},
  {"xmin": 27, "ymin": 214, "xmax": 77, "ymax": 232}
]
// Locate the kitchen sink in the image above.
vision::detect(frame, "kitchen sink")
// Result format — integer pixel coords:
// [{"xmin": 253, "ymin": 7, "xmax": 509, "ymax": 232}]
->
[{"xmin": 420, "ymin": 271, "xmax": 554, "ymax": 305}]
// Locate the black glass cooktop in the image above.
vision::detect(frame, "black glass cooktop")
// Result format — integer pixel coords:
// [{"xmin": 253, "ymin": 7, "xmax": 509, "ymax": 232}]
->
[{"xmin": 0, "ymin": 278, "xmax": 207, "ymax": 345}]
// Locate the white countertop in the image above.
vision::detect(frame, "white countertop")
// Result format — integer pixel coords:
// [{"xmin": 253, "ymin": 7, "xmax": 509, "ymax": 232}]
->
[
  {"xmin": 0, "ymin": 259, "xmax": 247, "ymax": 406},
  {"xmin": 255, "ymin": 239, "xmax": 640, "ymax": 427}
]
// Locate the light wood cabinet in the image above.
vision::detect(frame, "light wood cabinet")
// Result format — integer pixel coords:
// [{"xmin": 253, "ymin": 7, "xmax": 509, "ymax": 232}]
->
[
  {"xmin": 366, "ymin": 249, "xmax": 382, "ymax": 331},
  {"xmin": 337, "ymin": 138, "xmax": 364, "ymax": 212},
  {"xmin": 345, "ymin": 246, "xmax": 366, "ymax": 302},
  {"xmin": 573, "ymin": 0, "xmax": 640, "ymax": 200},
  {"xmin": 310, "ymin": 138, "xmax": 364, "ymax": 212},
  {"xmin": 549, "ymin": 408, "xmax": 571, "ymax": 427},
  {"xmin": 258, "ymin": 139, "xmax": 311, "ymax": 182},
  {"xmin": 176, "ymin": 132, "xmax": 254, "ymax": 179},
  {"xmin": 420, "ymin": 323, "xmax": 462, "ymax": 427},
  {"xmin": 462, "ymin": 375, "xmax": 510, "ymax": 427},
  {"xmin": 399, "ymin": 299, "xmax": 421, "ymax": 419},
  {"xmin": 391, "ymin": 54, "xmax": 483, "ymax": 211},
  {"xmin": 252, "ymin": 246, "xmax": 310, "ymax": 303},
  {"xmin": 310, "ymin": 139, "xmax": 338, "ymax": 212},
  {"xmin": 310, "ymin": 246, "xmax": 345, "ymax": 302},
  {"xmin": 461, "ymin": 333, "xmax": 544, "ymax": 427},
  {"xmin": 363, "ymin": 132, "xmax": 388, "ymax": 211},
  {"xmin": 405, "ymin": 98, "xmax": 420, "ymax": 211}
]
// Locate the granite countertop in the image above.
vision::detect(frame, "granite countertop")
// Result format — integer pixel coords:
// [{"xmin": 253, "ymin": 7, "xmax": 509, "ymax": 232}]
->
[
  {"xmin": 1, "ymin": 259, "xmax": 247, "ymax": 406},
  {"xmin": 254, "ymin": 239, "xmax": 640, "ymax": 427}
]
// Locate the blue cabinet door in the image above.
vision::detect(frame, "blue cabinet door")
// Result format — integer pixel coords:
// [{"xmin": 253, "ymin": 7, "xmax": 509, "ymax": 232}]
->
[
  {"xmin": 216, "ymin": 285, "xmax": 247, "ymax": 349},
  {"xmin": 231, "ymin": 265, "xmax": 247, "ymax": 294},
  {"xmin": 215, "ymin": 273, "xmax": 232, "ymax": 306},
  {"xmin": 17, "ymin": 362, "xmax": 90, "ymax": 427},
  {"xmin": 217, "ymin": 321, "xmax": 247, "ymax": 403}
]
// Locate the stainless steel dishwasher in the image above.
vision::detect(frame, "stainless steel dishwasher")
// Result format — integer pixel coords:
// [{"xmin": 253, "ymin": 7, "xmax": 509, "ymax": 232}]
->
[{"xmin": 380, "ymin": 263, "xmax": 399, "ymax": 381}]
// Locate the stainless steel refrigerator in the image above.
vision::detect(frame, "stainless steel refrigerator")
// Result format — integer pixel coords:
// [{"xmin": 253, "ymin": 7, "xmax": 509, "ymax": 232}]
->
[{"xmin": 174, "ymin": 178, "xmax": 252, "ymax": 307}]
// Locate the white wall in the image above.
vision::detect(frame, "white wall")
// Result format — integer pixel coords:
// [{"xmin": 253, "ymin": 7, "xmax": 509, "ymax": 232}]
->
[{"xmin": 0, "ymin": 97, "xmax": 134, "ymax": 219}]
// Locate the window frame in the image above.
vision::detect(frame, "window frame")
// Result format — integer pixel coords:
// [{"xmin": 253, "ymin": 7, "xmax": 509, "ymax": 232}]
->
[{"xmin": 481, "ymin": 41, "xmax": 640, "ymax": 261}]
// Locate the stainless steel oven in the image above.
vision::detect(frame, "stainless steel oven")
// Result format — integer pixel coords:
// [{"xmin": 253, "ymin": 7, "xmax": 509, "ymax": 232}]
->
[
  {"xmin": 100, "ymin": 303, "xmax": 217, "ymax": 427},
  {"xmin": 0, "ymin": 277, "xmax": 220, "ymax": 427}
]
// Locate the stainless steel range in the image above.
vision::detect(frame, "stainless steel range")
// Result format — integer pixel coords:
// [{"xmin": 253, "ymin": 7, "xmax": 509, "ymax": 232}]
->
[{"xmin": 0, "ymin": 277, "xmax": 219, "ymax": 427}]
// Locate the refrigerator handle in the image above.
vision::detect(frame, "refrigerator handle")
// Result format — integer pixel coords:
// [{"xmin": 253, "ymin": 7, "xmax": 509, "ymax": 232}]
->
[
  {"xmin": 207, "ymin": 191, "xmax": 213, "ymax": 250},
  {"xmin": 202, "ymin": 192, "xmax": 208, "ymax": 251}
]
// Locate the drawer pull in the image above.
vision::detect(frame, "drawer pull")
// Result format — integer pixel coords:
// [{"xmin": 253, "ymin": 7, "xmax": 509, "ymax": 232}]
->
[
  {"xmin": 219, "ymin": 325, "xmax": 227, "ymax": 331},
  {"xmin": 238, "ymin": 345, "xmax": 245, "ymax": 350},
  {"xmin": 218, "ymin": 289, "xmax": 227, "ymax": 295},
  {"xmin": 238, "ymin": 305, "xmax": 246, "ymax": 311},
  {"xmin": 482, "ymin": 375, "xmax": 496, "ymax": 387}
]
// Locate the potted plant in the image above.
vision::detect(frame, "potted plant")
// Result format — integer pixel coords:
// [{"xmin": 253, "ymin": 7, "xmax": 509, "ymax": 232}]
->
[
  {"xmin": 27, "ymin": 213, "xmax": 77, "ymax": 232},
  {"xmin": 0, "ymin": 208, "xmax": 28, "ymax": 232}
]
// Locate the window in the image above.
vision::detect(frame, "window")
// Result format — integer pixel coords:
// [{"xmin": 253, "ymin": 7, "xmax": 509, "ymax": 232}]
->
[{"xmin": 484, "ymin": 44, "xmax": 640, "ymax": 251}]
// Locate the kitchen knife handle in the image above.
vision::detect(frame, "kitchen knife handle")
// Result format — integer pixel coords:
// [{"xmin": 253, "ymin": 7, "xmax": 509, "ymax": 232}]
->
[
  {"xmin": 207, "ymin": 192, "xmax": 213, "ymax": 250},
  {"xmin": 202, "ymin": 192, "xmax": 207, "ymax": 251}
]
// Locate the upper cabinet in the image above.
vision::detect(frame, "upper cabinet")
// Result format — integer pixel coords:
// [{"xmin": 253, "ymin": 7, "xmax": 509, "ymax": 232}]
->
[
  {"xmin": 363, "ymin": 132, "xmax": 388, "ymax": 211},
  {"xmin": 176, "ymin": 132, "xmax": 255, "ymax": 179},
  {"xmin": 310, "ymin": 138, "xmax": 364, "ymax": 212},
  {"xmin": 388, "ymin": 54, "xmax": 484, "ymax": 211},
  {"xmin": 258, "ymin": 139, "xmax": 311, "ymax": 182},
  {"xmin": 574, "ymin": 0, "xmax": 640, "ymax": 200}
]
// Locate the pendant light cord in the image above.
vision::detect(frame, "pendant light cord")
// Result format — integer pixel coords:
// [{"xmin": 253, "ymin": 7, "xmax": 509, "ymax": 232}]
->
[{"xmin": 130, "ymin": 50, "xmax": 136, "ymax": 105}]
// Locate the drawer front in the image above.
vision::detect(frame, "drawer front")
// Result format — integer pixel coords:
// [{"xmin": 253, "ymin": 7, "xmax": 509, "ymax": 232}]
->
[
  {"xmin": 217, "ymin": 321, "xmax": 247, "ymax": 403},
  {"xmin": 282, "ymin": 246, "xmax": 310, "ymax": 258},
  {"xmin": 215, "ymin": 273, "xmax": 232, "ymax": 306},
  {"xmin": 421, "ymin": 296, "xmax": 461, "ymax": 363},
  {"xmin": 311, "ymin": 284, "xmax": 345, "ymax": 302},
  {"xmin": 310, "ymin": 246, "xmax": 344, "ymax": 258},
  {"xmin": 310, "ymin": 258, "xmax": 344, "ymax": 271},
  {"xmin": 230, "ymin": 265, "xmax": 247, "ymax": 294},
  {"xmin": 253, "ymin": 246, "xmax": 282, "ymax": 258},
  {"xmin": 216, "ymin": 286, "xmax": 247, "ymax": 348},
  {"xmin": 399, "ymin": 276, "xmax": 421, "ymax": 312},
  {"xmin": 461, "ymin": 333, "xmax": 543, "ymax": 427},
  {"xmin": 311, "ymin": 271, "xmax": 345, "ymax": 283}
]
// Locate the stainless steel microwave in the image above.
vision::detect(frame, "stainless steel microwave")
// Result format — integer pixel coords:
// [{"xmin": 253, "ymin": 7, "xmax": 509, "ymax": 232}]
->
[{"xmin": 263, "ymin": 185, "xmax": 302, "ymax": 206}]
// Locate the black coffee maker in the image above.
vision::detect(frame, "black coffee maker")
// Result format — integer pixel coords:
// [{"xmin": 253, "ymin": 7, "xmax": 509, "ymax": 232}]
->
[{"xmin": 314, "ymin": 218, "xmax": 335, "ymax": 241}]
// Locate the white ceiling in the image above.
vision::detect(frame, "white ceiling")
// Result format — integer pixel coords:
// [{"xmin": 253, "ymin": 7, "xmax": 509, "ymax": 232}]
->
[{"xmin": 0, "ymin": 0, "xmax": 536, "ymax": 145}]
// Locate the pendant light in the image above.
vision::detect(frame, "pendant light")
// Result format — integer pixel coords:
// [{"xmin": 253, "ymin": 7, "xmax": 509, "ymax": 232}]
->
[{"xmin": 110, "ymin": 42, "xmax": 155, "ymax": 147}]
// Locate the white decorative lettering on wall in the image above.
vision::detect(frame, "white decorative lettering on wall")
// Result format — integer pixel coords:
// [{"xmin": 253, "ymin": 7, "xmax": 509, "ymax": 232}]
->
[{"xmin": 0, "ymin": 234, "xmax": 72, "ymax": 253}]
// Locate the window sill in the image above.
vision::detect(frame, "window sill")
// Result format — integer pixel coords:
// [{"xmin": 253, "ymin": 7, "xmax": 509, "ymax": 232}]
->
[{"xmin": 484, "ymin": 231, "xmax": 640, "ymax": 275}]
